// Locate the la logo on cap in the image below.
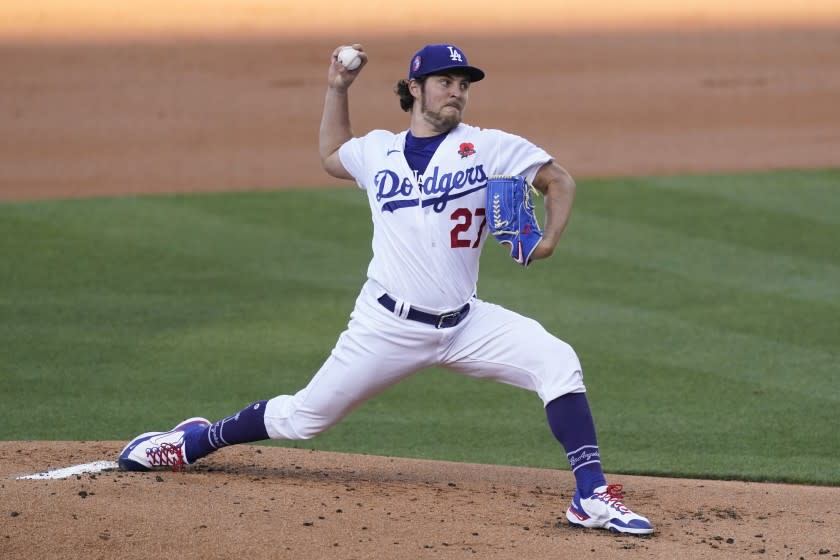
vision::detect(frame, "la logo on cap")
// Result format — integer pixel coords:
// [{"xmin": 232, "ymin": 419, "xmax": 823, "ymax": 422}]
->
[{"xmin": 447, "ymin": 46, "xmax": 463, "ymax": 62}]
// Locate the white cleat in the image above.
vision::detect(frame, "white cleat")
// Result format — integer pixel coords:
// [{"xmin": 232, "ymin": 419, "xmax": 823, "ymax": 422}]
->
[
  {"xmin": 118, "ymin": 417, "xmax": 210, "ymax": 472},
  {"xmin": 566, "ymin": 484, "xmax": 654, "ymax": 535}
]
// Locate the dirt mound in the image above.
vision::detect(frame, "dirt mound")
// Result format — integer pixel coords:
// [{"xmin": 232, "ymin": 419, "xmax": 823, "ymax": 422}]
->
[{"xmin": 2, "ymin": 442, "xmax": 838, "ymax": 559}]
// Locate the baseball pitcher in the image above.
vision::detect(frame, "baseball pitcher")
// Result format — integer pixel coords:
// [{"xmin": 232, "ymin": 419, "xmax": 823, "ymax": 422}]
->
[{"xmin": 118, "ymin": 42, "xmax": 653, "ymax": 536}]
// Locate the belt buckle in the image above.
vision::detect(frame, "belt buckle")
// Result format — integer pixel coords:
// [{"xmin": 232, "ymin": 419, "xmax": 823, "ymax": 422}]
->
[{"xmin": 436, "ymin": 311, "xmax": 460, "ymax": 329}]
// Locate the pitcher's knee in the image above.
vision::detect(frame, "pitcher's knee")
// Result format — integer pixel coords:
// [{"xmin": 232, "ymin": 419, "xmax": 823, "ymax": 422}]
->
[
  {"xmin": 291, "ymin": 410, "xmax": 339, "ymax": 440},
  {"xmin": 265, "ymin": 410, "xmax": 337, "ymax": 441},
  {"xmin": 537, "ymin": 340, "xmax": 585, "ymax": 403},
  {"xmin": 264, "ymin": 395, "xmax": 342, "ymax": 440}
]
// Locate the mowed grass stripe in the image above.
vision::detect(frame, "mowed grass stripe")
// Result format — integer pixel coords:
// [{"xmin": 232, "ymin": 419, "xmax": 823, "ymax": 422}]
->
[
  {"xmin": 546, "ymin": 251, "xmax": 839, "ymax": 355},
  {"xmin": 643, "ymin": 169, "xmax": 840, "ymax": 227},
  {"xmin": 566, "ymin": 212, "xmax": 840, "ymax": 305},
  {"xmin": 582, "ymin": 172, "xmax": 840, "ymax": 263},
  {"xmin": 541, "ymin": 292, "xmax": 837, "ymax": 397},
  {"xmin": 1, "ymin": 191, "xmax": 371, "ymax": 296}
]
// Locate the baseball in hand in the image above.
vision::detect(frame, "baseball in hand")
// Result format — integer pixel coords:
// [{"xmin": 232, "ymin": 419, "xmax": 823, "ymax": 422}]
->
[{"xmin": 337, "ymin": 47, "xmax": 362, "ymax": 71}]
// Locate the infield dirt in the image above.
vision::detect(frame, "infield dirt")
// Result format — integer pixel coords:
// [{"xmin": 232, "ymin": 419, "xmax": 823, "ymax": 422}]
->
[{"xmin": 1, "ymin": 21, "xmax": 839, "ymax": 560}]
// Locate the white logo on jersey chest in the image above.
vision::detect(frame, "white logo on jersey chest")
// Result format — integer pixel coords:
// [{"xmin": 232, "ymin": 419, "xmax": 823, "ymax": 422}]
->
[{"xmin": 374, "ymin": 164, "xmax": 488, "ymax": 213}]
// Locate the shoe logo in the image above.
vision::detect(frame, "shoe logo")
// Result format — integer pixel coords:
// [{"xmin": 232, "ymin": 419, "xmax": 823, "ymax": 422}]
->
[{"xmin": 387, "ymin": 149, "xmax": 401, "ymax": 156}]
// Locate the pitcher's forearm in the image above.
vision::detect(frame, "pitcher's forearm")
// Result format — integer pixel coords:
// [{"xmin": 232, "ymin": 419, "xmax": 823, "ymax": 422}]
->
[
  {"xmin": 319, "ymin": 86, "xmax": 353, "ymax": 163},
  {"xmin": 529, "ymin": 162, "xmax": 576, "ymax": 261},
  {"xmin": 541, "ymin": 170, "xmax": 576, "ymax": 248}
]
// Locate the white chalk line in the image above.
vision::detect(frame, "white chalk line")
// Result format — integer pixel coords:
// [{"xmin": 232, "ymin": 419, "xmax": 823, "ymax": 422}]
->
[{"xmin": 16, "ymin": 460, "xmax": 120, "ymax": 480}]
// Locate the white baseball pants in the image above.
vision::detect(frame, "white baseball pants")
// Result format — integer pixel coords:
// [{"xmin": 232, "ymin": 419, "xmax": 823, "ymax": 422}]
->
[{"xmin": 263, "ymin": 281, "xmax": 584, "ymax": 440}]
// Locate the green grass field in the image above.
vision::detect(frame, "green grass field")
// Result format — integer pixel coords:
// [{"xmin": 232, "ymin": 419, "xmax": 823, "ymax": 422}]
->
[{"xmin": 1, "ymin": 169, "xmax": 838, "ymax": 485}]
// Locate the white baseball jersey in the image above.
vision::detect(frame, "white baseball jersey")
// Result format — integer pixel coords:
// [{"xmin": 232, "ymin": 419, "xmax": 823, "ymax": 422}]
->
[
  {"xmin": 339, "ymin": 123, "xmax": 552, "ymax": 311},
  {"xmin": 262, "ymin": 123, "xmax": 585, "ymax": 442}
]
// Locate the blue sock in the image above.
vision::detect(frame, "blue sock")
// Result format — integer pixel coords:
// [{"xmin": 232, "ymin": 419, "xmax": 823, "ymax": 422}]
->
[
  {"xmin": 545, "ymin": 392, "xmax": 607, "ymax": 496},
  {"xmin": 185, "ymin": 400, "xmax": 269, "ymax": 463}
]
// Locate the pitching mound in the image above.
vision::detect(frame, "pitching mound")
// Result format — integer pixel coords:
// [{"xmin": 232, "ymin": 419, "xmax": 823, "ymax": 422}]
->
[{"xmin": 2, "ymin": 442, "xmax": 838, "ymax": 559}]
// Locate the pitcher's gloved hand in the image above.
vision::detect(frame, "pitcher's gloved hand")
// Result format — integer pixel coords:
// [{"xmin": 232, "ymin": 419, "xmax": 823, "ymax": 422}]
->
[{"xmin": 486, "ymin": 175, "xmax": 543, "ymax": 266}]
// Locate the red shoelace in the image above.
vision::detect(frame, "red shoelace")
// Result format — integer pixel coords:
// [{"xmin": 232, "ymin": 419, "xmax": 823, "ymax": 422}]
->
[
  {"xmin": 598, "ymin": 484, "xmax": 631, "ymax": 514},
  {"xmin": 146, "ymin": 442, "xmax": 186, "ymax": 472}
]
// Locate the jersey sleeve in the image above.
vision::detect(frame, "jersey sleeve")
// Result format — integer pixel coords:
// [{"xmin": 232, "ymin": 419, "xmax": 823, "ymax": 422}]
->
[
  {"xmin": 521, "ymin": 161, "xmax": 548, "ymax": 184},
  {"xmin": 494, "ymin": 130, "xmax": 553, "ymax": 182},
  {"xmin": 338, "ymin": 136, "xmax": 367, "ymax": 190}
]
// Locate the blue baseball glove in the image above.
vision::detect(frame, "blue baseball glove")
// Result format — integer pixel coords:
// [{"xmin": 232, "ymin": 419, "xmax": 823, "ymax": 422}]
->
[{"xmin": 486, "ymin": 175, "xmax": 543, "ymax": 266}]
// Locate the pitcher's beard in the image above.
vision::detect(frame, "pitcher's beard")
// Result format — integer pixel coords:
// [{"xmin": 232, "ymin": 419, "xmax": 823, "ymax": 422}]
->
[{"xmin": 421, "ymin": 100, "xmax": 462, "ymax": 134}]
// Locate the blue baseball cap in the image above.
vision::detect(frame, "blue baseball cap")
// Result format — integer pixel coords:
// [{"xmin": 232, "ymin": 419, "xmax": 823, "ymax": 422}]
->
[{"xmin": 408, "ymin": 44, "xmax": 485, "ymax": 82}]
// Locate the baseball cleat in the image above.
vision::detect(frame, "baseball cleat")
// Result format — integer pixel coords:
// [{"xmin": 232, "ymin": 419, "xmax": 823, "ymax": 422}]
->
[
  {"xmin": 118, "ymin": 417, "xmax": 211, "ymax": 472},
  {"xmin": 566, "ymin": 484, "xmax": 654, "ymax": 535}
]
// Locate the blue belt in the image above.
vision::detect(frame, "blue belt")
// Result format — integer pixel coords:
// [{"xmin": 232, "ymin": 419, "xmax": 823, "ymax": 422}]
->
[{"xmin": 377, "ymin": 294, "xmax": 470, "ymax": 329}]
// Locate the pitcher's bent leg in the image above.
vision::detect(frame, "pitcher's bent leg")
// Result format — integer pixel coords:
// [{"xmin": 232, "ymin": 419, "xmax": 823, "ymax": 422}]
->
[
  {"xmin": 263, "ymin": 307, "xmax": 434, "ymax": 440},
  {"xmin": 264, "ymin": 353, "xmax": 374, "ymax": 440},
  {"xmin": 444, "ymin": 299, "xmax": 585, "ymax": 405}
]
